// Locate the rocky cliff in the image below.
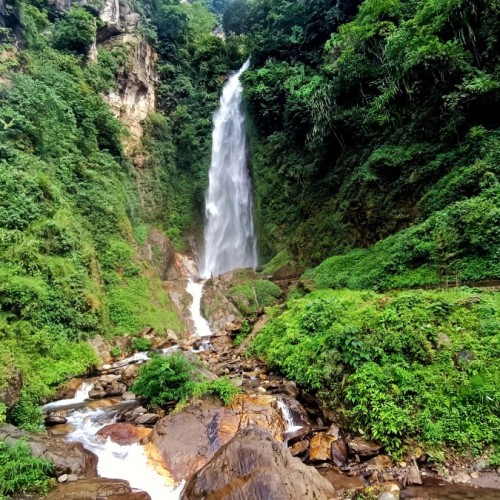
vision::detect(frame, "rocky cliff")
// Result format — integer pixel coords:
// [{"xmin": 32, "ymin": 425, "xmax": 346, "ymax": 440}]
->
[{"xmin": 49, "ymin": 0, "xmax": 158, "ymax": 161}]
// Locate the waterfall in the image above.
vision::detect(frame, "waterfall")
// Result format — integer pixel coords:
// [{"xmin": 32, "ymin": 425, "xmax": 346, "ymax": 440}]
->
[{"xmin": 201, "ymin": 60, "xmax": 258, "ymax": 278}]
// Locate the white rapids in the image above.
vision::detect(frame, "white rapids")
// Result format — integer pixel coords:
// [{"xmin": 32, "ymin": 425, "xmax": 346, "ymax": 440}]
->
[{"xmin": 201, "ymin": 60, "xmax": 258, "ymax": 278}]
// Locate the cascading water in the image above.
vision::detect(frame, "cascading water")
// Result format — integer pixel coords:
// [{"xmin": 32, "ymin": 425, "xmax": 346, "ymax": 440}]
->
[{"xmin": 201, "ymin": 60, "xmax": 258, "ymax": 278}]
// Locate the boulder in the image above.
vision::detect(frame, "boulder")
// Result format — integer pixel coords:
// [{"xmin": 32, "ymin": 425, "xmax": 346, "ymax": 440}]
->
[
  {"xmin": 45, "ymin": 477, "xmax": 150, "ymax": 499},
  {"xmin": 309, "ymin": 432, "xmax": 336, "ymax": 462},
  {"xmin": 348, "ymin": 437, "xmax": 382, "ymax": 457},
  {"xmin": 120, "ymin": 364, "xmax": 140, "ymax": 387},
  {"xmin": 0, "ymin": 423, "xmax": 97, "ymax": 477},
  {"xmin": 331, "ymin": 438, "xmax": 348, "ymax": 466},
  {"xmin": 215, "ymin": 394, "xmax": 286, "ymax": 447},
  {"xmin": 290, "ymin": 439, "xmax": 309, "ymax": 457},
  {"xmin": 45, "ymin": 414, "xmax": 68, "ymax": 426},
  {"xmin": 407, "ymin": 461, "xmax": 422, "ymax": 485},
  {"xmin": 52, "ymin": 378, "xmax": 84, "ymax": 402},
  {"xmin": 96, "ymin": 422, "xmax": 151, "ymax": 445},
  {"xmin": 181, "ymin": 427, "xmax": 336, "ymax": 500},
  {"xmin": 134, "ymin": 413, "xmax": 160, "ymax": 426},
  {"xmin": 320, "ymin": 468, "xmax": 365, "ymax": 496},
  {"xmin": 149, "ymin": 394, "xmax": 286, "ymax": 483}
]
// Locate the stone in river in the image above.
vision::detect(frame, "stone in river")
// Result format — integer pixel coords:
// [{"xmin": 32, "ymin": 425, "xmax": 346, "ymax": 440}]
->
[
  {"xmin": 348, "ymin": 437, "xmax": 382, "ymax": 457},
  {"xmin": 134, "ymin": 413, "xmax": 160, "ymax": 426},
  {"xmin": 309, "ymin": 432, "xmax": 336, "ymax": 462},
  {"xmin": 45, "ymin": 477, "xmax": 150, "ymax": 499},
  {"xmin": 181, "ymin": 427, "xmax": 335, "ymax": 500},
  {"xmin": 97, "ymin": 422, "xmax": 151, "ymax": 445}
]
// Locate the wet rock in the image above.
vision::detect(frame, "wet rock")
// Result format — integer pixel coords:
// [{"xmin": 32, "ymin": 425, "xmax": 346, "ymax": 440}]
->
[
  {"xmin": 48, "ymin": 423, "xmax": 76, "ymax": 436},
  {"xmin": 320, "ymin": 468, "xmax": 365, "ymax": 496},
  {"xmin": 216, "ymin": 394, "xmax": 286, "ymax": 447},
  {"xmin": 348, "ymin": 437, "xmax": 382, "ymax": 457},
  {"xmin": 45, "ymin": 414, "xmax": 68, "ymax": 426},
  {"xmin": 52, "ymin": 378, "xmax": 84, "ymax": 402},
  {"xmin": 97, "ymin": 422, "xmax": 151, "ymax": 445},
  {"xmin": 132, "ymin": 406, "xmax": 148, "ymax": 417},
  {"xmin": 326, "ymin": 423, "xmax": 340, "ymax": 440},
  {"xmin": 181, "ymin": 426, "xmax": 335, "ymax": 500},
  {"xmin": 45, "ymin": 477, "xmax": 151, "ymax": 499},
  {"xmin": 286, "ymin": 425, "xmax": 311, "ymax": 446},
  {"xmin": 451, "ymin": 471, "xmax": 471, "ymax": 484},
  {"xmin": 407, "ymin": 462, "xmax": 422, "ymax": 485},
  {"xmin": 290, "ymin": 439, "xmax": 309, "ymax": 457},
  {"xmin": 364, "ymin": 455, "xmax": 392, "ymax": 471},
  {"xmin": 310, "ymin": 432, "xmax": 336, "ymax": 462},
  {"xmin": 89, "ymin": 388, "xmax": 106, "ymax": 399},
  {"xmin": 122, "ymin": 391, "xmax": 136, "ymax": 401},
  {"xmin": 331, "ymin": 438, "xmax": 348, "ymax": 467},
  {"xmin": 0, "ymin": 423, "xmax": 97, "ymax": 477},
  {"xmin": 120, "ymin": 364, "xmax": 140, "ymax": 387},
  {"xmin": 148, "ymin": 398, "xmax": 221, "ymax": 482},
  {"xmin": 134, "ymin": 413, "xmax": 160, "ymax": 426}
]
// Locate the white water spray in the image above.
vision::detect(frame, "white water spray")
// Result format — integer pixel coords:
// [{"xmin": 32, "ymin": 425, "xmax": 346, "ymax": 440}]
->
[{"xmin": 201, "ymin": 60, "xmax": 257, "ymax": 278}]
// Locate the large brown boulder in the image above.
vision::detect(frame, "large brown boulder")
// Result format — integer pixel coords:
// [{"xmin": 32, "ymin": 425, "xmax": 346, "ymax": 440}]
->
[
  {"xmin": 148, "ymin": 394, "xmax": 286, "ymax": 483},
  {"xmin": 215, "ymin": 394, "xmax": 286, "ymax": 447},
  {"xmin": 0, "ymin": 423, "xmax": 97, "ymax": 477},
  {"xmin": 181, "ymin": 426, "xmax": 336, "ymax": 500},
  {"xmin": 96, "ymin": 422, "xmax": 151, "ymax": 445},
  {"xmin": 46, "ymin": 478, "xmax": 150, "ymax": 499}
]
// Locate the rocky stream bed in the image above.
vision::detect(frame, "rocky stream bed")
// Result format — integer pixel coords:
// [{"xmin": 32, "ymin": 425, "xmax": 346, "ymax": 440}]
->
[{"xmin": 2, "ymin": 266, "xmax": 500, "ymax": 500}]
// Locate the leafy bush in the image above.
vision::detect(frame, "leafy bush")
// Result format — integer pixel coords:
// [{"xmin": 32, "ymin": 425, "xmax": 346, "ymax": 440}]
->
[
  {"xmin": 52, "ymin": 8, "xmax": 96, "ymax": 56},
  {"xmin": 10, "ymin": 392, "xmax": 44, "ymax": 432},
  {"xmin": 131, "ymin": 337, "xmax": 152, "ymax": 352},
  {"xmin": 110, "ymin": 346, "xmax": 122, "ymax": 358},
  {"xmin": 252, "ymin": 288, "xmax": 500, "ymax": 455},
  {"xmin": 131, "ymin": 354, "xmax": 240, "ymax": 406},
  {"xmin": 0, "ymin": 439, "xmax": 53, "ymax": 496}
]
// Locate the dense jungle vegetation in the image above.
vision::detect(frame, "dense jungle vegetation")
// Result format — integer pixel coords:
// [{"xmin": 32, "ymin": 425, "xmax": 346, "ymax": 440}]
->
[
  {"xmin": 235, "ymin": 0, "xmax": 499, "ymax": 460},
  {"xmin": 0, "ymin": 0, "xmax": 498, "ymax": 481},
  {"xmin": 0, "ymin": 0, "xmax": 234, "ymax": 428}
]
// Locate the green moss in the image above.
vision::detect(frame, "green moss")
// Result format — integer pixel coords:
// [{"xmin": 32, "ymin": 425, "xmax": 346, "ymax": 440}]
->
[{"xmin": 227, "ymin": 279, "xmax": 281, "ymax": 315}]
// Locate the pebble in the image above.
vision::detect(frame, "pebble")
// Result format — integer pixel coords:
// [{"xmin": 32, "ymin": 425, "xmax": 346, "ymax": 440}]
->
[
  {"xmin": 57, "ymin": 474, "xmax": 68, "ymax": 483},
  {"xmin": 67, "ymin": 474, "xmax": 78, "ymax": 482},
  {"xmin": 256, "ymin": 386, "xmax": 267, "ymax": 394}
]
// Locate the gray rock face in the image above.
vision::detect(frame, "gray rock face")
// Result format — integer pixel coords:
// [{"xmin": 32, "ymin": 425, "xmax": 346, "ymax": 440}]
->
[{"xmin": 181, "ymin": 426, "xmax": 336, "ymax": 500}]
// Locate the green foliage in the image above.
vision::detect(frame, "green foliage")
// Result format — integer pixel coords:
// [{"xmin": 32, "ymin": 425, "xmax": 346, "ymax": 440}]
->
[
  {"xmin": 132, "ymin": 353, "xmax": 240, "ymax": 406},
  {"xmin": 252, "ymin": 287, "xmax": 500, "ymax": 454},
  {"xmin": 110, "ymin": 346, "xmax": 122, "ymax": 358},
  {"xmin": 10, "ymin": 392, "xmax": 43, "ymax": 432},
  {"xmin": 233, "ymin": 319, "xmax": 252, "ymax": 346},
  {"xmin": 204, "ymin": 377, "xmax": 240, "ymax": 405},
  {"xmin": 227, "ymin": 279, "xmax": 281, "ymax": 315},
  {"xmin": 0, "ymin": 1, "xmax": 181, "ymax": 411},
  {"xmin": 304, "ymin": 186, "xmax": 500, "ymax": 290},
  {"xmin": 131, "ymin": 337, "xmax": 152, "ymax": 352},
  {"xmin": 52, "ymin": 7, "xmax": 96, "ymax": 56},
  {"xmin": 132, "ymin": 353, "xmax": 196, "ymax": 405},
  {"xmin": 238, "ymin": 0, "xmax": 500, "ymax": 273},
  {"xmin": 0, "ymin": 439, "xmax": 53, "ymax": 496}
]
